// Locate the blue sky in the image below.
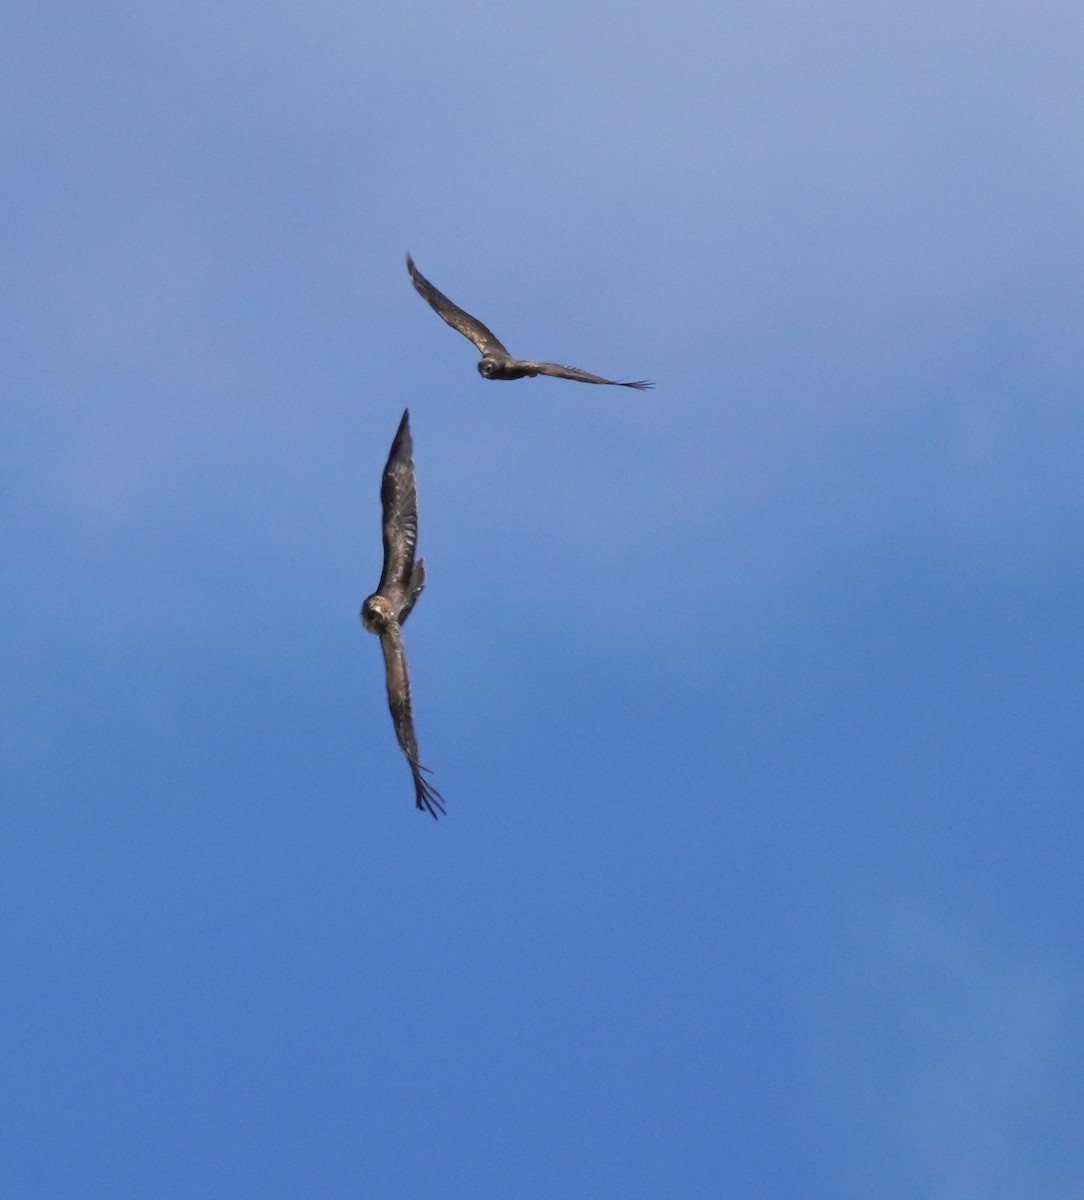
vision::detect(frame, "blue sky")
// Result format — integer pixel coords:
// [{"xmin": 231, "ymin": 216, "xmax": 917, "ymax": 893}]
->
[{"xmin": 4, "ymin": 2, "xmax": 1083, "ymax": 1196}]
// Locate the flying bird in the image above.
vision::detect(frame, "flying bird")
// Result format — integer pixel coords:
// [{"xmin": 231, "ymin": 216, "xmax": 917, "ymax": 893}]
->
[
  {"xmin": 360, "ymin": 408, "xmax": 445, "ymax": 819},
  {"xmin": 406, "ymin": 253, "xmax": 653, "ymax": 390}
]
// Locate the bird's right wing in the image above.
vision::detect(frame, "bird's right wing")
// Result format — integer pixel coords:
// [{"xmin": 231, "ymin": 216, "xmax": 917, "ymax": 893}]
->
[
  {"xmin": 406, "ymin": 253, "xmax": 510, "ymax": 357},
  {"xmin": 398, "ymin": 559, "xmax": 426, "ymax": 627},
  {"xmin": 378, "ymin": 409, "xmax": 420, "ymax": 597}
]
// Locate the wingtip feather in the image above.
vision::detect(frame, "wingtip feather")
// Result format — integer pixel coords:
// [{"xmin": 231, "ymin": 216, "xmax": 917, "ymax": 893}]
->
[{"xmin": 411, "ymin": 762, "xmax": 446, "ymax": 820}]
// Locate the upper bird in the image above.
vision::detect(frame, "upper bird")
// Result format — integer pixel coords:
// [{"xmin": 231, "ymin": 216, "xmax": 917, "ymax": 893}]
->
[
  {"xmin": 360, "ymin": 408, "xmax": 445, "ymax": 819},
  {"xmin": 406, "ymin": 253, "xmax": 653, "ymax": 390}
]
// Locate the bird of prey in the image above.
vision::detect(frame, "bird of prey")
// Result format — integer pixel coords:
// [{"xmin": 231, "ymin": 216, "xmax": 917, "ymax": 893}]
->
[
  {"xmin": 406, "ymin": 253, "xmax": 653, "ymax": 390},
  {"xmin": 360, "ymin": 408, "xmax": 445, "ymax": 819}
]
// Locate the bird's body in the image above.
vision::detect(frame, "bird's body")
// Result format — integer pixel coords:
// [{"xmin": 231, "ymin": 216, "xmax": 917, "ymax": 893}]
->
[
  {"xmin": 360, "ymin": 409, "xmax": 444, "ymax": 819},
  {"xmin": 406, "ymin": 254, "xmax": 653, "ymax": 391}
]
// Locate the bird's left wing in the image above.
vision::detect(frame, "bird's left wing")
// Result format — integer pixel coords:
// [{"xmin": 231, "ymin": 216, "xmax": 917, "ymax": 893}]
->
[
  {"xmin": 515, "ymin": 360, "xmax": 654, "ymax": 389},
  {"xmin": 379, "ymin": 623, "xmax": 445, "ymax": 819}
]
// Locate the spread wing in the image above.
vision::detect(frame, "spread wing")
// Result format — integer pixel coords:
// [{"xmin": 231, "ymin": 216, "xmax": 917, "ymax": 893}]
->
[
  {"xmin": 378, "ymin": 409, "xmax": 419, "ymax": 601},
  {"xmin": 513, "ymin": 360, "xmax": 654, "ymax": 389},
  {"xmin": 398, "ymin": 559, "xmax": 425, "ymax": 628},
  {"xmin": 406, "ymin": 253, "xmax": 510, "ymax": 358},
  {"xmin": 379, "ymin": 622, "xmax": 445, "ymax": 819}
]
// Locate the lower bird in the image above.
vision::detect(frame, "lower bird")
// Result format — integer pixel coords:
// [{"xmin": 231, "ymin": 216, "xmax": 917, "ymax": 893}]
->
[
  {"xmin": 360, "ymin": 409, "xmax": 445, "ymax": 819},
  {"xmin": 406, "ymin": 253, "xmax": 653, "ymax": 390}
]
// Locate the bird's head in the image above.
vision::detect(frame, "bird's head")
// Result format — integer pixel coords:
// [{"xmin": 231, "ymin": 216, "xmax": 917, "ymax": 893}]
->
[
  {"xmin": 477, "ymin": 357, "xmax": 500, "ymax": 380},
  {"xmin": 360, "ymin": 593, "xmax": 394, "ymax": 634}
]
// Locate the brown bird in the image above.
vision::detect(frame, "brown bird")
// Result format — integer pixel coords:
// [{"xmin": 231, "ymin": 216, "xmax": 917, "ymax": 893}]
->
[
  {"xmin": 406, "ymin": 253, "xmax": 653, "ymax": 390},
  {"xmin": 360, "ymin": 409, "xmax": 445, "ymax": 819}
]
